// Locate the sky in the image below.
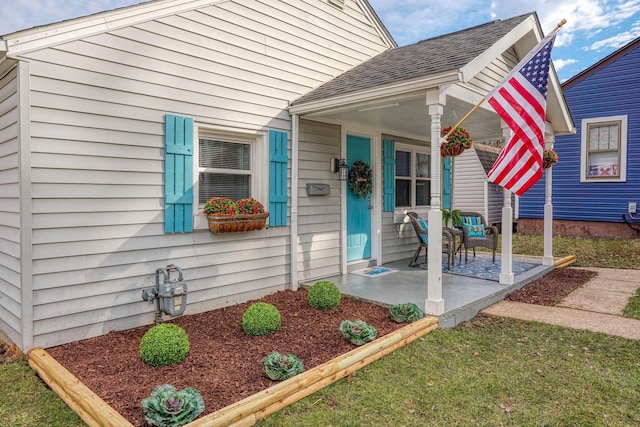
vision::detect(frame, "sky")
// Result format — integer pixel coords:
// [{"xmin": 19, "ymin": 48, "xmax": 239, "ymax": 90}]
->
[{"xmin": 1, "ymin": 0, "xmax": 639, "ymax": 82}]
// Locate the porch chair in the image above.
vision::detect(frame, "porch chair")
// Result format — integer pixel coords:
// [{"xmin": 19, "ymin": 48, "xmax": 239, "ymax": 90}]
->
[
  {"xmin": 407, "ymin": 212, "xmax": 454, "ymax": 270},
  {"xmin": 457, "ymin": 211, "xmax": 499, "ymax": 262}
]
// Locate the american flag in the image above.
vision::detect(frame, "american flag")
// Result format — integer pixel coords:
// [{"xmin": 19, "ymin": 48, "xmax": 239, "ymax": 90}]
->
[{"xmin": 486, "ymin": 31, "xmax": 557, "ymax": 196}]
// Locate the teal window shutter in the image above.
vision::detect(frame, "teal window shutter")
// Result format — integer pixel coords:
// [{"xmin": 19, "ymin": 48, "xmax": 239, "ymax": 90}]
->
[
  {"xmin": 269, "ymin": 130, "xmax": 288, "ymax": 226},
  {"xmin": 443, "ymin": 156, "xmax": 452, "ymax": 209},
  {"xmin": 383, "ymin": 139, "xmax": 395, "ymax": 212},
  {"xmin": 165, "ymin": 114, "xmax": 194, "ymax": 233}
]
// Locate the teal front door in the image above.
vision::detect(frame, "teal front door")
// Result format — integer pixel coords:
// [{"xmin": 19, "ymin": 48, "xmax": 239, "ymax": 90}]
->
[{"xmin": 347, "ymin": 135, "xmax": 372, "ymax": 262}]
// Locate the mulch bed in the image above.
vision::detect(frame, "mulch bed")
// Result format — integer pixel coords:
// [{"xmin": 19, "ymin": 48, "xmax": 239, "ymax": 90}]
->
[
  {"xmin": 505, "ymin": 267, "xmax": 596, "ymax": 306},
  {"xmin": 45, "ymin": 289, "xmax": 405, "ymax": 426},
  {"xmin": 0, "ymin": 267, "xmax": 598, "ymax": 426}
]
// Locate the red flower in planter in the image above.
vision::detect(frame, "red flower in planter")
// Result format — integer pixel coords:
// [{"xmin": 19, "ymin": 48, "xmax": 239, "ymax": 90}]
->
[
  {"xmin": 203, "ymin": 197, "xmax": 238, "ymax": 216},
  {"xmin": 236, "ymin": 198, "xmax": 265, "ymax": 214}
]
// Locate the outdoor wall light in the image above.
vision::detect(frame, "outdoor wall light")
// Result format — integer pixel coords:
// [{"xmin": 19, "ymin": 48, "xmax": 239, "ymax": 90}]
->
[{"xmin": 330, "ymin": 158, "xmax": 349, "ymax": 181}]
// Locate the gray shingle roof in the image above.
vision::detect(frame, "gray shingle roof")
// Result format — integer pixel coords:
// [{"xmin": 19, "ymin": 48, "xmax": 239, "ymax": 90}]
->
[
  {"xmin": 474, "ymin": 143, "xmax": 502, "ymax": 175},
  {"xmin": 292, "ymin": 13, "xmax": 533, "ymax": 105}
]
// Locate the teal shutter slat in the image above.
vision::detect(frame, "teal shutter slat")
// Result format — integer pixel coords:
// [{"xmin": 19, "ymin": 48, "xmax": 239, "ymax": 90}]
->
[
  {"xmin": 443, "ymin": 156, "xmax": 452, "ymax": 209},
  {"xmin": 269, "ymin": 130, "xmax": 288, "ymax": 226},
  {"xmin": 165, "ymin": 114, "xmax": 194, "ymax": 233},
  {"xmin": 383, "ymin": 140, "xmax": 395, "ymax": 212}
]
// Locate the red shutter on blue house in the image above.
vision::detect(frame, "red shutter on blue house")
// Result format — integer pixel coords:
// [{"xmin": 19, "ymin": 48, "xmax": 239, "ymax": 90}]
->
[{"xmin": 165, "ymin": 114, "xmax": 194, "ymax": 233}]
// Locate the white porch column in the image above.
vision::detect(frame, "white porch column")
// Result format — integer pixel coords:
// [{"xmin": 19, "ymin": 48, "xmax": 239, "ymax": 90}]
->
[
  {"xmin": 425, "ymin": 89, "xmax": 446, "ymax": 315},
  {"xmin": 543, "ymin": 134, "xmax": 555, "ymax": 266},
  {"xmin": 499, "ymin": 123, "xmax": 514, "ymax": 285}
]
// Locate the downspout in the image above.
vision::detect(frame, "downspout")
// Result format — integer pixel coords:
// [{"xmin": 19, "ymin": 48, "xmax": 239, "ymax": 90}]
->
[
  {"xmin": 18, "ymin": 61, "xmax": 34, "ymax": 351},
  {"xmin": 290, "ymin": 114, "xmax": 299, "ymax": 290}
]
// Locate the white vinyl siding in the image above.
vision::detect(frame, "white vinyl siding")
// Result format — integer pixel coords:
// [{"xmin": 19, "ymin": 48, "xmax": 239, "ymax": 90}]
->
[
  {"xmin": 296, "ymin": 119, "xmax": 342, "ymax": 281},
  {"xmin": 0, "ymin": 66, "xmax": 21, "ymax": 345},
  {"xmin": 14, "ymin": 0, "xmax": 391, "ymax": 349}
]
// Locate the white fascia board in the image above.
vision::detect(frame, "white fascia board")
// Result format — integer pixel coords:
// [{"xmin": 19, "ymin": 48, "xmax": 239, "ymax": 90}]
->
[
  {"xmin": 4, "ymin": 0, "xmax": 228, "ymax": 57},
  {"xmin": 460, "ymin": 15, "xmax": 538, "ymax": 83},
  {"xmin": 289, "ymin": 71, "xmax": 461, "ymax": 115}
]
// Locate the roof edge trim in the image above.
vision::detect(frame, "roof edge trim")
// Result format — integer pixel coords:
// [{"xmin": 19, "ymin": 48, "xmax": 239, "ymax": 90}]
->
[{"xmin": 3, "ymin": 0, "xmax": 228, "ymax": 57}]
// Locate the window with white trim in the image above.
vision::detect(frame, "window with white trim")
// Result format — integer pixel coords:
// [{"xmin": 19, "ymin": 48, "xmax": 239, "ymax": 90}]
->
[
  {"xmin": 194, "ymin": 128, "xmax": 267, "ymax": 228},
  {"xmin": 395, "ymin": 146, "xmax": 431, "ymax": 208},
  {"xmin": 580, "ymin": 115, "xmax": 627, "ymax": 182}
]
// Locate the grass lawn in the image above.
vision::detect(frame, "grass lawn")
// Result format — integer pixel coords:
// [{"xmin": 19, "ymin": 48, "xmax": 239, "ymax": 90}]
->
[
  {"xmin": 1, "ymin": 235, "xmax": 639, "ymax": 426},
  {"xmin": 256, "ymin": 317, "xmax": 640, "ymax": 426}
]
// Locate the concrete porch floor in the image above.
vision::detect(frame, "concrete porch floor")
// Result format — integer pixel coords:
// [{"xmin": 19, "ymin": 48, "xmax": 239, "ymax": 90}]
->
[{"xmin": 304, "ymin": 255, "xmax": 553, "ymax": 328}]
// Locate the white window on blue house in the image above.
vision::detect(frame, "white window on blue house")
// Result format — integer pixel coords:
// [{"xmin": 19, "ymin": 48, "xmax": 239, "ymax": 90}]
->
[
  {"xmin": 395, "ymin": 146, "xmax": 431, "ymax": 208},
  {"xmin": 581, "ymin": 115, "xmax": 627, "ymax": 182}
]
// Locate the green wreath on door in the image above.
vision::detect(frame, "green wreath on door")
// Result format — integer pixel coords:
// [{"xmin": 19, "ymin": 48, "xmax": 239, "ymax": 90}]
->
[{"xmin": 348, "ymin": 160, "xmax": 372, "ymax": 199}]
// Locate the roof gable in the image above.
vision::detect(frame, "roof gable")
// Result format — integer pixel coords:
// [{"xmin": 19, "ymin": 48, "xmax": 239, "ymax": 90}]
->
[
  {"xmin": 473, "ymin": 143, "xmax": 501, "ymax": 175},
  {"xmin": 292, "ymin": 13, "xmax": 534, "ymax": 105},
  {"xmin": 1, "ymin": 0, "xmax": 394, "ymax": 57}
]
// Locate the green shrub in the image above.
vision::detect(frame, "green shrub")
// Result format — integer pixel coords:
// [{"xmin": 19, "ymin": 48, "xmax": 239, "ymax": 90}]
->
[
  {"xmin": 339, "ymin": 319, "xmax": 377, "ymax": 346},
  {"xmin": 263, "ymin": 351, "xmax": 304, "ymax": 381},
  {"xmin": 140, "ymin": 323, "xmax": 190, "ymax": 368},
  {"xmin": 389, "ymin": 302, "xmax": 424, "ymax": 323},
  {"xmin": 141, "ymin": 384, "xmax": 204, "ymax": 427},
  {"xmin": 308, "ymin": 281, "xmax": 341, "ymax": 310},
  {"xmin": 242, "ymin": 302, "xmax": 281, "ymax": 336}
]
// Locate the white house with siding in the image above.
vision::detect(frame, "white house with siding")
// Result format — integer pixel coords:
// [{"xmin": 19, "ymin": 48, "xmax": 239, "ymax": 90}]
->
[{"xmin": 0, "ymin": 0, "xmax": 572, "ymax": 351}]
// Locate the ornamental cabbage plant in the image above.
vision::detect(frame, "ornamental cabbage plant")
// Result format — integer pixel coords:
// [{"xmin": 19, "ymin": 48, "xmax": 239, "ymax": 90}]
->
[
  {"xmin": 263, "ymin": 351, "xmax": 304, "ymax": 381},
  {"xmin": 141, "ymin": 384, "xmax": 205, "ymax": 427},
  {"xmin": 339, "ymin": 319, "xmax": 377, "ymax": 346}
]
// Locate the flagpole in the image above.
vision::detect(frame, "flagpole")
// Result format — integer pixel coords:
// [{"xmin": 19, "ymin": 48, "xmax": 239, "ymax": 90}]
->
[{"xmin": 441, "ymin": 18, "xmax": 567, "ymax": 141}]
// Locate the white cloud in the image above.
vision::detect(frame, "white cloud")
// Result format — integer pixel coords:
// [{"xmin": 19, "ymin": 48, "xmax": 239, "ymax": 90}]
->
[
  {"xmin": 588, "ymin": 22, "xmax": 640, "ymax": 50},
  {"xmin": 553, "ymin": 58, "xmax": 577, "ymax": 70}
]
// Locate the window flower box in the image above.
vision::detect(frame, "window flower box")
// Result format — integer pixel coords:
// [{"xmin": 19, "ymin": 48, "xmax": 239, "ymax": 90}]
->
[
  {"xmin": 204, "ymin": 197, "xmax": 269, "ymax": 233},
  {"xmin": 206, "ymin": 212, "xmax": 269, "ymax": 233}
]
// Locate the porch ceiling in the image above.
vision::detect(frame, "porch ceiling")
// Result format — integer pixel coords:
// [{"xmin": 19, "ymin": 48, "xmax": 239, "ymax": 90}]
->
[{"xmin": 298, "ymin": 93, "xmax": 503, "ymax": 142}]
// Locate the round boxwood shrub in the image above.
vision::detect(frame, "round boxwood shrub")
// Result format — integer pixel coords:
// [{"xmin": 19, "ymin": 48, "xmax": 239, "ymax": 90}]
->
[
  {"xmin": 242, "ymin": 302, "xmax": 281, "ymax": 336},
  {"xmin": 308, "ymin": 280, "xmax": 341, "ymax": 310},
  {"xmin": 139, "ymin": 323, "xmax": 190, "ymax": 368}
]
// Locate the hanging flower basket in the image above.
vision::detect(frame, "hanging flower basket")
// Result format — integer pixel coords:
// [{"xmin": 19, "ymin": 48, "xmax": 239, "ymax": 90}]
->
[
  {"xmin": 207, "ymin": 212, "xmax": 269, "ymax": 233},
  {"xmin": 440, "ymin": 126, "xmax": 473, "ymax": 157},
  {"xmin": 348, "ymin": 160, "xmax": 372, "ymax": 199},
  {"xmin": 203, "ymin": 197, "xmax": 269, "ymax": 233},
  {"xmin": 542, "ymin": 148, "xmax": 558, "ymax": 169}
]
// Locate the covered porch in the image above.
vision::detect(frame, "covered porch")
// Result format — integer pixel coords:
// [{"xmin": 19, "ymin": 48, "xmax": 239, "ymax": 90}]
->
[
  {"xmin": 289, "ymin": 13, "xmax": 574, "ymax": 319},
  {"xmin": 305, "ymin": 254, "xmax": 553, "ymax": 327}
]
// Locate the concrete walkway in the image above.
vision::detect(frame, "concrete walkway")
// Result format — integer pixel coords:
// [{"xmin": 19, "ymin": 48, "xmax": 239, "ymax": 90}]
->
[{"xmin": 481, "ymin": 267, "xmax": 640, "ymax": 340}]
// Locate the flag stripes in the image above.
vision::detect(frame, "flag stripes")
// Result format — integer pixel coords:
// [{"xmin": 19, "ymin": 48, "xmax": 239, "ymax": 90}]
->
[{"xmin": 486, "ymin": 32, "xmax": 556, "ymax": 196}]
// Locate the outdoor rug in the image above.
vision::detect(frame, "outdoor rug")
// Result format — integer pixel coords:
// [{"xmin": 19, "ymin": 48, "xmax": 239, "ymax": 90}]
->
[
  {"xmin": 351, "ymin": 267, "xmax": 398, "ymax": 278},
  {"xmin": 417, "ymin": 255, "xmax": 540, "ymax": 282}
]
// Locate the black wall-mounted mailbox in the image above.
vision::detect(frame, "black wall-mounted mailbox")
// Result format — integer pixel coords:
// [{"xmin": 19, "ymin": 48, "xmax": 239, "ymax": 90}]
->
[{"xmin": 306, "ymin": 183, "xmax": 330, "ymax": 196}]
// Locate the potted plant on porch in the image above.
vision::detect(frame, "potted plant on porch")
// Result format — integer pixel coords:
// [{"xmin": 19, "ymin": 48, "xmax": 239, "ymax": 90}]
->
[
  {"xmin": 440, "ymin": 126, "xmax": 473, "ymax": 157},
  {"xmin": 542, "ymin": 148, "xmax": 558, "ymax": 168},
  {"xmin": 204, "ymin": 197, "xmax": 269, "ymax": 233}
]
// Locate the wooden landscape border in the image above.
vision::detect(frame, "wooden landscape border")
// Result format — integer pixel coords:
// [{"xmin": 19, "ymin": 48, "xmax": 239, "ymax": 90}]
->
[{"xmin": 28, "ymin": 315, "xmax": 439, "ymax": 427}]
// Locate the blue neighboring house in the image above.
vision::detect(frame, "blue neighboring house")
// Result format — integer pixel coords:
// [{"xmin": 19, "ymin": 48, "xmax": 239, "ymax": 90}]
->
[{"xmin": 519, "ymin": 37, "xmax": 640, "ymax": 238}]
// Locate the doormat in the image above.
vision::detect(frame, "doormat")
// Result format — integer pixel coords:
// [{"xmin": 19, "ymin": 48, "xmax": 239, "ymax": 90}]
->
[
  {"xmin": 351, "ymin": 267, "xmax": 398, "ymax": 278},
  {"xmin": 416, "ymin": 255, "xmax": 539, "ymax": 282}
]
